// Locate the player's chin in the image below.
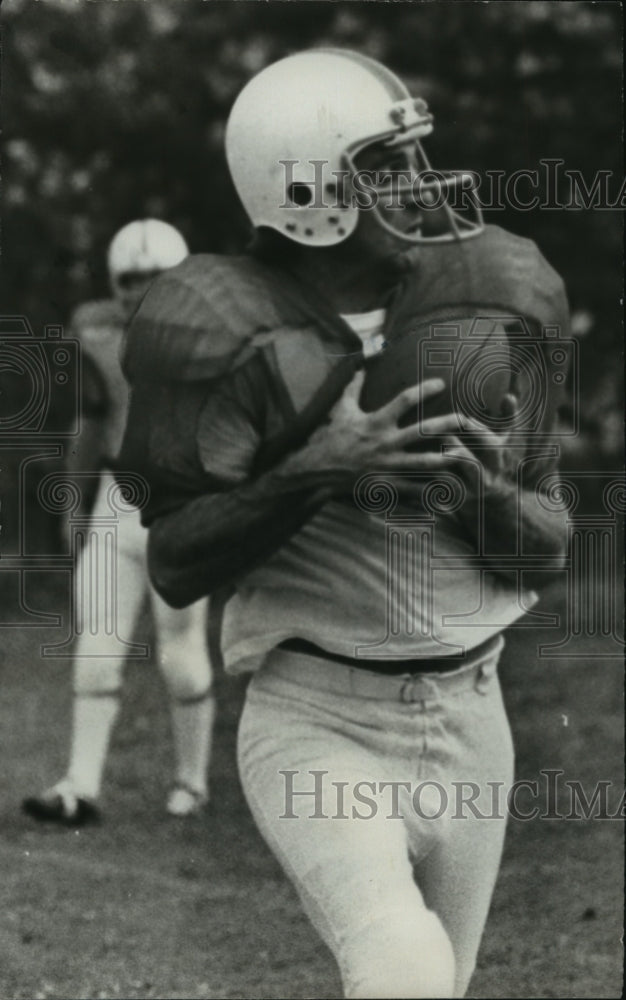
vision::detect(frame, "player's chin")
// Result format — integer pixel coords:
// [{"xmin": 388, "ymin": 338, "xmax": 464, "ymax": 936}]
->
[
  {"xmin": 382, "ymin": 204, "xmax": 424, "ymax": 237},
  {"xmin": 379, "ymin": 215, "xmax": 424, "ymax": 265},
  {"xmin": 401, "ymin": 213, "xmax": 424, "ymax": 240}
]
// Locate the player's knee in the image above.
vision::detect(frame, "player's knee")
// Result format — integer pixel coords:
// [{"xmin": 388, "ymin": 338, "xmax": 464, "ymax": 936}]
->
[
  {"xmin": 159, "ymin": 651, "xmax": 213, "ymax": 702},
  {"xmin": 342, "ymin": 909, "xmax": 456, "ymax": 999}
]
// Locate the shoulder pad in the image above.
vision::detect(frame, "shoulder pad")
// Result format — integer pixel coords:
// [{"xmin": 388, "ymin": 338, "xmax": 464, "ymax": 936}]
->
[
  {"xmin": 404, "ymin": 225, "xmax": 568, "ymax": 332},
  {"xmin": 122, "ymin": 253, "xmax": 302, "ymax": 384},
  {"xmin": 477, "ymin": 225, "xmax": 569, "ymax": 329}
]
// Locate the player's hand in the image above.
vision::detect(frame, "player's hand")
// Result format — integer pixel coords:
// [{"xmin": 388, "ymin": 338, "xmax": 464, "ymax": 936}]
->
[
  {"xmin": 443, "ymin": 393, "xmax": 521, "ymax": 492},
  {"xmin": 277, "ymin": 369, "xmax": 464, "ymax": 491}
]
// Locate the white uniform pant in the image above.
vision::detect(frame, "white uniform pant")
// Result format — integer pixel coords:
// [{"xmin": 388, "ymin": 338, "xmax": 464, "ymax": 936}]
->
[
  {"xmin": 238, "ymin": 638, "xmax": 513, "ymax": 998},
  {"xmin": 72, "ymin": 474, "xmax": 210, "ymax": 701}
]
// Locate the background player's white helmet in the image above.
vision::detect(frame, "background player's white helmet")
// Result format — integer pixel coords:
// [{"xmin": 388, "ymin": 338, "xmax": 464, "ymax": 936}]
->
[
  {"xmin": 225, "ymin": 48, "xmax": 484, "ymax": 248},
  {"xmin": 108, "ymin": 219, "xmax": 188, "ymax": 315}
]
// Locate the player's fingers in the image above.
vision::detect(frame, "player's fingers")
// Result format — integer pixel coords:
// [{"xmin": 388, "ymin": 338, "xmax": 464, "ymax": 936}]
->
[
  {"xmin": 499, "ymin": 392, "xmax": 520, "ymax": 445},
  {"xmin": 500, "ymin": 392, "xmax": 519, "ymax": 421},
  {"xmin": 328, "ymin": 370, "xmax": 365, "ymax": 416},
  {"xmin": 341, "ymin": 368, "xmax": 366, "ymax": 402},
  {"xmin": 441, "ymin": 435, "xmax": 476, "ymax": 464},
  {"xmin": 383, "ymin": 449, "xmax": 461, "ymax": 471},
  {"xmin": 457, "ymin": 414, "xmax": 500, "ymax": 446},
  {"xmin": 394, "ymin": 411, "xmax": 462, "ymax": 447},
  {"xmin": 376, "ymin": 378, "xmax": 446, "ymax": 424}
]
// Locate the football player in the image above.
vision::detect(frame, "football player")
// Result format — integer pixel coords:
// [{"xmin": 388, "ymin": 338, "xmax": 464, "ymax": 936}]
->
[
  {"xmin": 119, "ymin": 52, "xmax": 569, "ymax": 997},
  {"xmin": 23, "ymin": 220, "xmax": 215, "ymax": 824}
]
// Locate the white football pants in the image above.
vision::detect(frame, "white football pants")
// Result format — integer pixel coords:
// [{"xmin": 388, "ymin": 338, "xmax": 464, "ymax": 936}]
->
[
  {"xmin": 238, "ymin": 638, "xmax": 513, "ymax": 999},
  {"xmin": 70, "ymin": 473, "xmax": 211, "ymax": 701}
]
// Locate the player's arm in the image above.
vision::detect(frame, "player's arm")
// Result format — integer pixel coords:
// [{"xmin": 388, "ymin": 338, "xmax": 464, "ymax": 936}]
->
[
  {"xmin": 148, "ymin": 371, "xmax": 460, "ymax": 607},
  {"xmin": 148, "ymin": 469, "xmax": 328, "ymax": 607},
  {"xmin": 62, "ymin": 318, "xmax": 112, "ymax": 530},
  {"xmin": 443, "ymin": 399, "xmax": 568, "ymax": 589}
]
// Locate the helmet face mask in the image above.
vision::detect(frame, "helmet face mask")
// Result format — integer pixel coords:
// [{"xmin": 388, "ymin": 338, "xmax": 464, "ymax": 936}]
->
[
  {"xmin": 115, "ymin": 269, "xmax": 163, "ymax": 291},
  {"xmin": 346, "ymin": 133, "xmax": 484, "ymax": 246},
  {"xmin": 111, "ymin": 270, "xmax": 163, "ymax": 317},
  {"xmin": 225, "ymin": 49, "xmax": 484, "ymax": 250}
]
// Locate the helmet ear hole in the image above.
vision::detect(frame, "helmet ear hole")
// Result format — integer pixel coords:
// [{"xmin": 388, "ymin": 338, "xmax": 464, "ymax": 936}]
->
[{"xmin": 287, "ymin": 183, "xmax": 313, "ymax": 206}]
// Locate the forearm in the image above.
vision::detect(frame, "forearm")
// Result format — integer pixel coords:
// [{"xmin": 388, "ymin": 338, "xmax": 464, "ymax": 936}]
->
[
  {"xmin": 147, "ymin": 372, "xmax": 474, "ymax": 606},
  {"xmin": 455, "ymin": 477, "xmax": 568, "ymax": 588},
  {"xmin": 148, "ymin": 458, "xmax": 332, "ymax": 607}
]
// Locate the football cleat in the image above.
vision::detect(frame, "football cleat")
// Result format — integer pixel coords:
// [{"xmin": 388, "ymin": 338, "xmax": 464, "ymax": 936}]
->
[{"xmin": 22, "ymin": 780, "xmax": 100, "ymax": 827}]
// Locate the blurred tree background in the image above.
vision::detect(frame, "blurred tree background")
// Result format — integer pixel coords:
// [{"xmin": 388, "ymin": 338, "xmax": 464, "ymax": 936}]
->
[{"xmin": 1, "ymin": 0, "xmax": 623, "ymax": 477}]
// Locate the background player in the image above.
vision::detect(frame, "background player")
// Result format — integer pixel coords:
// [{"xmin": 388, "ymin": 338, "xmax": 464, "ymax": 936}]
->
[{"xmin": 23, "ymin": 220, "xmax": 215, "ymax": 824}]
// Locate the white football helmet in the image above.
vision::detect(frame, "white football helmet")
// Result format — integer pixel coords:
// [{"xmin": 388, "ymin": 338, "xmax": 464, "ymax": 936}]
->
[
  {"xmin": 226, "ymin": 48, "xmax": 484, "ymax": 248},
  {"xmin": 108, "ymin": 219, "xmax": 188, "ymax": 315}
]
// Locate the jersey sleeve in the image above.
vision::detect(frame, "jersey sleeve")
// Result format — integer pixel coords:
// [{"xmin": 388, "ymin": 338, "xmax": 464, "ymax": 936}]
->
[
  {"xmin": 196, "ymin": 353, "xmax": 268, "ymax": 485},
  {"xmin": 147, "ymin": 351, "xmax": 330, "ymax": 607}
]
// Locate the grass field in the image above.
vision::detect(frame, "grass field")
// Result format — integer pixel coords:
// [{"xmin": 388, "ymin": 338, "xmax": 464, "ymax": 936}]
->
[{"xmin": 0, "ymin": 571, "xmax": 623, "ymax": 999}]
